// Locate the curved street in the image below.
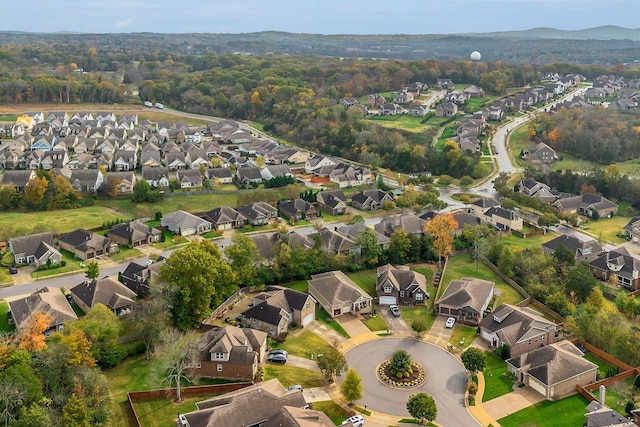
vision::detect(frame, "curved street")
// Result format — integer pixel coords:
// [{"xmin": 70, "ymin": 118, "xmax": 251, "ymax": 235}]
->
[{"xmin": 342, "ymin": 338, "xmax": 477, "ymax": 426}]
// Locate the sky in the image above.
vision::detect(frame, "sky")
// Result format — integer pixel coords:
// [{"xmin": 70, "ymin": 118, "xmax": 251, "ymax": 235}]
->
[{"xmin": 3, "ymin": 0, "xmax": 639, "ymax": 34}]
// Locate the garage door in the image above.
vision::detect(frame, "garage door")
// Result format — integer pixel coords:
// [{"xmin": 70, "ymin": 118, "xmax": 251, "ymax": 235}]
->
[
  {"xmin": 529, "ymin": 377, "xmax": 547, "ymax": 397},
  {"xmin": 379, "ymin": 296, "xmax": 397, "ymax": 305},
  {"xmin": 302, "ymin": 313, "xmax": 314, "ymax": 326}
]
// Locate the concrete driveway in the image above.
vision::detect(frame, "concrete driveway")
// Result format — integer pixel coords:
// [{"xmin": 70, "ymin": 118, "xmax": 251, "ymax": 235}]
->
[
  {"xmin": 342, "ymin": 338, "xmax": 479, "ymax": 427},
  {"xmin": 377, "ymin": 305, "xmax": 412, "ymax": 336},
  {"xmin": 424, "ymin": 315, "xmax": 454, "ymax": 347},
  {"xmin": 483, "ymin": 386, "xmax": 545, "ymax": 420},
  {"xmin": 334, "ymin": 315, "xmax": 370, "ymax": 337}
]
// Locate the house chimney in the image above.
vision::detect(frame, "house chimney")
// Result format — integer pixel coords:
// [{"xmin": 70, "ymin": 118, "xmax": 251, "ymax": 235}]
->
[{"xmin": 599, "ymin": 385, "xmax": 606, "ymax": 406}]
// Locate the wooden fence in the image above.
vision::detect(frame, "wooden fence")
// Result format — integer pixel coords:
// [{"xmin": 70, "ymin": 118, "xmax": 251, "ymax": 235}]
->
[
  {"xmin": 127, "ymin": 382, "xmax": 252, "ymax": 427},
  {"xmin": 479, "ymin": 255, "xmax": 529, "ymax": 299},
  {"xmin": 572, "ymin": 340, "xmax": 634, "ymax": 372}
]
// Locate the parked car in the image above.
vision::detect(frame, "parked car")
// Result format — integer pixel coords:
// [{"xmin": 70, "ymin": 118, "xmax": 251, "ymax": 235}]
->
[
  {"xmin": 445, "ymin": 317, "xmax": 456, "ymax": 328},
  {"xmin": 267, "ymin": 353, "xmax": 287, "ymax": 364},
  {"xmin": 269, "ymin": 349, "xmax": 288, "ymax": 357},
  {"xmin": 389, "ymin": 305, "xmax": 401, "ymax": 317},
  {"xmin": 342, "ymin": 415, "xmax": 364, "ymax": 427},
  {"xmin": 285, "ymin": 384, "xmax": 303, "ymax": 392},
  {"xmin": 8, "ymin": 267, "xmax": 17, "ymax": 274}
]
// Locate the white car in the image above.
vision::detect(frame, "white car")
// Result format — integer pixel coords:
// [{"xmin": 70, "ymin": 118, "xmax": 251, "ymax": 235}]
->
[
  {"xmin": 342, "ymin": 414, "xmax": 364, "ymax": 427},
  {"xmin": 445, "ymin": 317, "xmax": 456, "ymax": 328}
]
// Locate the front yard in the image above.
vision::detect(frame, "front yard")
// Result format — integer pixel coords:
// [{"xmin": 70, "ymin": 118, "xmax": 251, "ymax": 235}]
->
[
  {"xmin": 270, "ymin": 331, "xmax": 333, "ymax": 359},
  {"xmin": 498, "ymin": 394, "xmax": 589, "ymax": 427},
  {"xmin": 482, "ymin": 351, "xmax": 512, "ymax": 402},
  {"xmin": 311, "ymin": 400, "xmax": 351, "ymax": 425},
  {"xmin": 263, "ymin": 364, "xmax": 323, "ymax": 389},
  {"xmin": 31, "ymin": 250, "xmax": 85, "ymax": 279}
]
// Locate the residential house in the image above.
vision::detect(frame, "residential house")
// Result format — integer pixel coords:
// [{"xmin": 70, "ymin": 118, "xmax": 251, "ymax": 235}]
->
[
  {"xmin": 622, "ymin": 217, "xmax": 640, "ymax": 242},
  {"xmin": 518, "ymin": 178, "xmax": 560, "ymax": 204},
  {"xmin": 90, "ymin": 152, "xmax": 113, "ymax": 171},
  {"xmin": 374, "ymin": 213, "xmax": 426, "ymax": 237},
  {"xmin": 480, "ymin": 304, "xmax": 557, "ymax": 358},
  {"xmin": 351, "ymin": 189, "xmax": 393, "ymax": 211},
  {"xmin": 142, "ymin": 166, "xmax": 170, "ymax": 188},
  {"xmin": 367, "ymin": 94, "xmax": 386, "ymax": 109},
  {"xmin": 304, "ymin": 154, "xmax": 336, "ymax": 174},
  {"xmin": 407, "ymin": 103, "xmax": 429, "ymax": 116},
  {"xmin": 68, "ymin": 169, "xmax": 103, "ymax": 193},
  {"xmin": 394, "ymin": 90, "xmax": 415, "ymax": 104},
  {"xmin": 106, "ymin": 171, "xmax": 136, "ymax": 195},
  {"xmin": 464, "ymin": 85, "xmax": 485, "ymax": 98},
  {"xmin": 31, "ymin": 135, "xmax": 57, "ymax": 152},
  {"xmin": 317, "ymin": 227, "xmax": 360, "ymax": 256},
  {"xmin": 435, "ymin": 101, "xmax": 458, "ymax": 117},
  {"xmin": 67, "ymin": 153, "xmax": 94, "ymax": 170},
  {"xmin": 178, "ymin": 379, "xmax": 317, "ymax": 427},
  {"xmin": 8, "ymin": 232, "xmax": 61, "ymax": 267},
  {"xmin": 264, "ymin": 147, "xmax": 308, "ymax": 165},
  {"xmin": 278, "ymin": 199, "xmax": 317, "ymax": 222},
  {"xmin": 165, "ymin": 152, "xmax": 188, "ymax": 170},
  {"xmin": 541, "ymin": 235, "xmax": 603, "ymax": 263},
  {"xmin": 584, "ymin": 401, "xmax": 636, "ymax": 427},
  {"xmin": 379, "ymin": 103, "xmax": 403, "ymax": 116},
  {"xmin": 240, "ymin": 286, "xmax": 316, "ymax": 337},
  {"xmin": 260, "ymin": 164, "xmax": 293, "ymax": 181},
  {"xmin": 8, "ymin": 287, "xmax": 78, "ymax": 335},
  {"xmin": 161, "ymin": 210, "xmax": 212, "ymax": 236},
  {"xmin": 0, "ymin": 149, "xmax": 22, "ymax": 171},
  {"xmin": 340, "ymin": 97, "xmax": 359, "ymax": 108},
  {"xmin": 107, "ymin": 220, "xmax": 162, "ymax": 248},
  {"xmin": 113, "ymin": 149, "xmax": 137, "ymax": 171},
  {"xmin": 316, "ymin": 190, "xmax": 347, "ymax": 215},
  {"xmin": 207, "ymin": 167, "xmax": 233, "ymax": 184},
  {"xmin": 589, "ymin": 248, "xmax": 640, "ymax": 291},
  {"xmin": 176, "ymin": 169, "xmax": 203, "ymax": 189},
  {"xmin": 327, "ymin": 163, "xmax": 373, "ymax": 188},
  {"xmin": 1, "ymin": 170, "xmax": 36, "ymax": 192},
  {"xmin": 445, "ymin": 90, "xmax": 468, "ymax": 104},
  {"xmin": 437, "ymin": 79, "xmax": 455, "ymax": 90},
  {"xmin": 69, "ymin": 276, "xmax": 137, "ymax": 316},
  {"xmin": 522, "ymin": 142, "xmax": 558, "ymax": 164},
  {"xmin": 40, "ymin": 151, "xmax": 69, "ymax": 170},
  {"xmin": 119, "ymin": 260, "xmax": 165, "ymax": 297},
  {"xmin": 186, "ymin": 150, "xmax": 209, "ymax": 169},
  {"xmin": 336, "ymin": 222, "xmax": 391, "ymax": 250},
  {"xmin": 203, "ymin": 206, "xmax": 247, "ymax": 230},
  {"xmin": 191, "ymin": 326, "xmax": 267, "ymax": 381},
  {"xmin": 553, "ymin": 194, "xmax": 618, "ymax": 219},
  {"xmin": 506, "ymin": 340, "xmax": 597, "ymax": 400},
  {"xmin": 484, "ymin": 206, "xmax": 523, "ymax": 232},
  {"xmin": 237, "ymin": 202, "xmax": 278, "ymax": 226},
  {"xmin": 376, "ymin": 264, "xmax": 428, "ymax": 306},
  {"xmin": 58, "ymin": 228, "xmax": 117, "ymax": 260},
  {"xmin": 483, "ymin": 105, "xmax": 504, "ymax": 121},
  {"xmin": 435, "ymin": 277, "xmax": 495, "ymax": 325},
  {"xmin": 308, "ymin": 270, "xmax": 373, "ymax": 317},
  {"xmin": 235, "ymin": 166, "xmax": 263, "ymax": 186}
]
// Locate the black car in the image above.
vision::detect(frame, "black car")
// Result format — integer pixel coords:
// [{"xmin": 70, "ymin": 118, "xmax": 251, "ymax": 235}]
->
[{"xmin": 8, "ymin": 267, "xmax": 17, "ymax": 274}]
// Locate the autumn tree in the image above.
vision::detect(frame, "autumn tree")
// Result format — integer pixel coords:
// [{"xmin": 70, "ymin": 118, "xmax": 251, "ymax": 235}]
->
[
  {"xmin": 61, "ymin": 393, "xmax": 90, "ymax": 427},
  {"xmin": 424, "ymin": 214, "xmax": 458, "ymax": 267},
  {"xmin": 24, "ymin": 176, "xmax": 48, "ymax": 210},
  {"xmin": 159, "ymin": 240, "xmax": 236, "ymax": 330},
  {"xmin": 153, "ymin": 328, "xmax": 199, "ymax": 403},
  {"xmin": 49, "ymin": 330, "xmax": 95, "ymax": 367},
  {"xmin": 68, "ymin": 304, "xmax": 123, "ymax": 368},
  {"xmin": 316, "ymin": 347, "xmax": 347, "ymax": 381},
  {"xmin": 16, "ymin": 311, "xmax": 53, "ymax": 352},
  {"xmin": 340, "ymin": 369, "xmax": 362, "ymax": 404}
]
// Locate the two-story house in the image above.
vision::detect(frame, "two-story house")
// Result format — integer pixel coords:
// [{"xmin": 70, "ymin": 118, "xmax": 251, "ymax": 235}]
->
[{"xmin": 376, "ymin": 264, "xmax": 428, "ymax": 306}]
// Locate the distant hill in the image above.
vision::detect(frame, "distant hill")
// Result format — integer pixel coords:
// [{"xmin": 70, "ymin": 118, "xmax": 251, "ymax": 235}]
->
[{"xmin": 0, "ymin": 26, "xmax": 638, "ymax": 64}]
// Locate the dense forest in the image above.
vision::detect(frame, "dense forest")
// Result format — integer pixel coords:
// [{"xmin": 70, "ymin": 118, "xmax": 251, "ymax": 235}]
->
[{"xmin": 529, "ymin": 107, "xmax": 640, "ymax": 164}]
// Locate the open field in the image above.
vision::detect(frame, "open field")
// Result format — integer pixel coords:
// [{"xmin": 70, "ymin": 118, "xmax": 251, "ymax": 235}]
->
[
  {"xmin": 498, "ymin": 394, "xmax": 589, "ymax": 427},
  {"xmin": 365, "ymin": 115, "xmax": 431, "ymax": 133}
]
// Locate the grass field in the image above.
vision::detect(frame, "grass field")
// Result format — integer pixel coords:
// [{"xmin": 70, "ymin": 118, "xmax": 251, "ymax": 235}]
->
[
  {"xmin": 591, "ymin": 377, "xmax": 637, "ymax": 414},
  {"xmin": 263, "ymin": 364, "xmax": 322, "ymax": 389},
  {"xmin": 399, "ymin": 306, "xmax": 435, "ymax": 332},
  {"xmin": 583, "ymin": 352, "xmax": 615, "ymax": 374},
  {"xmin": 441, "ymin": 255, "xmax": 526, "ymax": 306},
  {"xmin": 363, "ymin": 314, "xmax": 389, "ymax": 332},
  {"xmin": 283, "ymin": 279, "xmax": 308, "ymax": 293},
  {"xmin": 31, "ymin": 250, "xmax": 84, "ymax": 278},
  {"xmin": 449, "ymin": 324, "xmax": 477, "ymax": 349},
  {"xmin": 498, "ymin": 394, "xmax": 589, "ymax": 427},
  {"xmin": 499, "ymin": 231, "xmax": 556, "ymax": 251},
  {"xmin": 345, "ymin": 269, "xmax": 378, "ymax": 296},
  {"xmin": 579, "ymin": 215, "xmax": 630, "ymax": 244},
  {"xmin": 133, "ymin": 396, "xmax": 210, "ymax": 427},
  {"xmin": 312, "ymin": 400, "xmax": 351, "ymax": 425},
  {"xmin": 0, "ymin": 301, "xmax": 14, "ymax": 333},
  {"xmin": 365, "ymin": 115, "xmax": 431, "ymax": 133},
  {"xmin": 315, "ymin": 309, "xmax": 349, "ymax": 338},
  {"xmin": 271, "ymin": 331, "xmax": 333, "ymax": 359},
  {"xmin": 482, "ymin": 352, "xmax": 512, "ymax": 402}
]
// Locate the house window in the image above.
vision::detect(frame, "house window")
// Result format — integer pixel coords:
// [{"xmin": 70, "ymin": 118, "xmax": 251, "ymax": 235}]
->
[
  {"xmin": 383, "ymin": 286, "xmax": 392, "ymax": 293},
  {"xmin": 400, "ymin": 291, "xmax": 405, "ymax": 298},
  {"xmin": 196, "ymin": 363, "xmax": 201, "ymax": 369},
  {"xmin": 213, "ymin": 352, "xmax": 225, "ymax": 360},
  {"xmin": 415, "ymin": 293, "xmax": 423, "ymax": 301},
  {"xmin": 217, "ymin": 364, "xmax": 222, "ymax": 372}
]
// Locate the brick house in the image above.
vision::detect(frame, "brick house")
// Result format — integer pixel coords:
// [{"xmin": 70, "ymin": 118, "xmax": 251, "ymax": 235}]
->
[
  {"xmin": 376, "ymin": 264, "xmax": 428, "ymax": 306},
  {"xmin": 435, "ymin": 277, "xmax": 494, "ymax": 325}
]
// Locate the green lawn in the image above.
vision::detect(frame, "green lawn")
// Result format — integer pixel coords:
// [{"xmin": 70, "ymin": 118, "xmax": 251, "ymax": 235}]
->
[
  {"xmin": 590, "ymin": 377, "xmax": 637, "ymax": 414},
  {"xmin": 270, "ymin": 331, "xmax": 333, "ymax": 359},
  {"xmin": 500, "ymin": 231, "xmax": 557, "ymax": 251},
  {"xmin": 0, "ymin": 301, "xmax": 15, "ymax": 333},
  {"xmin": 365, "ymin": 115, "xmax": 431, "ymax": 133},
  {"xmin": 399, "ymin": 306, "xmax": 435, "ymax": 331},
  {"xmin": 482, "ymin": 352, "xmax": 512, "ymax": 402},
  {"xmin": 579, "ymin": 215, "xmax": 630, "ymax": 244},
  {"xmin": 441, "ymin": 255, "xmax": 526, "ymax": 306},
  {"xmin": 363, "ymin": 314, "xmax": 388, "ymax": 332},
  {"xmin": 345, "ymin": 269, "xmax": 378, "ymax": 296},
  {"xmin": 315, "ymin": 309, "xmax": 349, "ymax": 338},
  {"xmin": 133, "ymin": 396, "xmax": 212, "ymax": 427},
  {"xmin": 31, "ymin": 250, "xmax": 85, "ymax": 279},
  {"xmin": 109, "ymin": 247, "xmax": 143, "ymax": 262},
  {"xmin": 283, "ymin": 279, "xmax": 309, "ymax": 293},
  {"xmin": 312, "ymin": 400, "xmax": 351, "ymax": 425},
  {"xmin": 0, "ymin": 269, "xmax": 13, "ymax": 286},
  {"xmin": 449, "ymin": 324, "xmax": 477, "ymax": 349},
  {"xmin": 263, "ymin": 364, "xmax": 322, "ymax": 389},
  {"xmin": 583, "ymin": 352, "xmax": 616, "ymax": 374},
  {"xmin": 498, "ymin": 394, "xmax": 589, "ymax": 427}
]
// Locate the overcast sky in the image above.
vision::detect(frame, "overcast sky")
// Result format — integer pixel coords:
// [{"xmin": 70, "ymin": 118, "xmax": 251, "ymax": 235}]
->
[{"xmin": 3, "ymin": 0, "xmax": 639, "ymax": 34}]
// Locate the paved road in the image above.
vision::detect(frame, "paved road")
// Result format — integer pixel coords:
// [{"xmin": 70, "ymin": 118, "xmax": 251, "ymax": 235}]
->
[{"xmin": 342, "ymin": 338, "xmax": 478, "ymax": 427}]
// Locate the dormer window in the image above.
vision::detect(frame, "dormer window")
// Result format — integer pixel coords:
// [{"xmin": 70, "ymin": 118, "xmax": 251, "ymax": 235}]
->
[
  {"xmin": 213, "ymin": 352, "xmax": 225, "ymax": 360},
  {"xmin": 383, "ymin": 286, "xmax": 392, "ymax": 293}
]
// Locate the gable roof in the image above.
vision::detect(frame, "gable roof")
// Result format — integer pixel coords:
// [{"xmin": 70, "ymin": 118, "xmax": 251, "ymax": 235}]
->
[
  {"xmin": 58, "ymin": 228, "xmax": 112, "ymax": 252},
  {"xmin": 308, "ymin": 270, "xmax": 372, "ymax": 306},
  {"xmin": 541, "ymin": 235, "xmax": 603, "ymax": 260},
  {"xmin": 316, "ymin": 190, "xmax": 347, "ymax": 208},
  {"xmin": 480, "ymin": 304, "xmax": 556, "ymax": 347},
  {"xmin": 193, "ymin": 325, "xmax": 266, "ymax": 365},
  {"xmin": 336, "ymin": 222, "xmax": 390, "ymax": 247},
  {"xmin": 8, "ymin": 287, "xmax": 78, "ymax": 329},
  {"xmin": 9, "ymin": 232, "xmax": 55, "ymax": 258},
  {"xmin": 507, "ymin": 341, "xmax": 597, "ymax": 387},
  {"xmin": 376, "ymin": 264, "xmax": 427, "ymax": 294},
  {"xmin": 70, "ymin": 276, "xmax": 137, "ymax": 310},
  {"xmin": 108, "ymin": 220, "xmax": 161, "ymax": 242},
  {"xmin": 203, "ymin": 206, "xmax": 246, "ymax": 226},
  {"xmin": 374, "ymin": 213, "xmax": 425, "ymax": 236},
  {"xmin": 589, "ymin": 247, "xmax": 640, "ymax": 280}
]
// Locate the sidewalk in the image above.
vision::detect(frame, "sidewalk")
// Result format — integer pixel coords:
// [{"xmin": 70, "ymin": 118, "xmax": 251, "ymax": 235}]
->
[
  {"xmin": 334, "ymin": 315, "xmax": 369, "ymax": 337},
  {"xmin": 467, "ymin": 372, "xmax": 502, "ymax": 427}
]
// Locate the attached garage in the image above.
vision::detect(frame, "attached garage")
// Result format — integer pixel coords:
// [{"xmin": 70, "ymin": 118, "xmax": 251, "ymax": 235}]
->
[
  {"xmin": 378, "ymin": 296, "xmax": 397, "ymax": 305},
  {"xmin": 301, "ymin": 312, "xmax": 314, "ymax": 327}
]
